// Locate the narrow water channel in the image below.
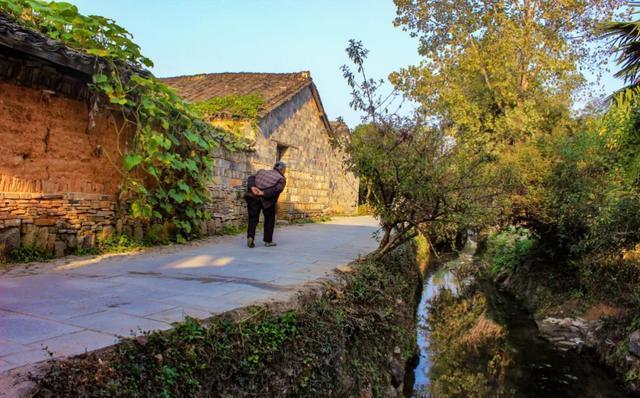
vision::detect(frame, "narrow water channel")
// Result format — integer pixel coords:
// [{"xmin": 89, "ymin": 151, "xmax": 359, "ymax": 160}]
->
[{"xmin": 409, "ymin": 241, "xmax": 630, "ymax": 397}]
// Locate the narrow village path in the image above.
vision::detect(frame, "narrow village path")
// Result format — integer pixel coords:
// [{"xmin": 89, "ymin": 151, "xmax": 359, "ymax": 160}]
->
[{"xmin": 0, "ymin": 216, "xmax": 378, "ymax": 373}]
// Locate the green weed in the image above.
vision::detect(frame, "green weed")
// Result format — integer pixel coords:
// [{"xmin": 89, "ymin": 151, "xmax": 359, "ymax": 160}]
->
[
  {"xmin": 483, "ymin": 227, "xmax": 536, "ymax": 275},
  {"xmin": 2, "ymin": 246, "xmax": 54, "ymax": 264}
]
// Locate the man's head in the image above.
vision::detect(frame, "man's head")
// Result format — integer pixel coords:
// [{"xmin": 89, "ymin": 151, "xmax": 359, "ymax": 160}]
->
[{"xmin": 274, "ymin": 161, "xmax": 287, "ymax": 175}]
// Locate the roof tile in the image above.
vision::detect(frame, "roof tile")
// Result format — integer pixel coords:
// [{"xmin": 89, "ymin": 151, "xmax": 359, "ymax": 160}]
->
[{"xmin": 160, "ymin": 72, "xmax": 312, "ymax": 117}]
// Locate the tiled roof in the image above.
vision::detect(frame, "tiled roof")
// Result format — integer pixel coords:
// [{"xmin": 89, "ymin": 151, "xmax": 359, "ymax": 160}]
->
[
  {"xmin": 0, "ymin": 13, "xmax": 108, "ymax": 76},
  {"xmin": 160, "ymin": 72, "xmax": 314, "ymax": 117}
]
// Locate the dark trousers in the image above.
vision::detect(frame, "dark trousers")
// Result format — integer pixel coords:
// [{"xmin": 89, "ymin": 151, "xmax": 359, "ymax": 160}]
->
[{"xmin": 247, "ymin": 199, "xmax": 276, "ymax": 243}]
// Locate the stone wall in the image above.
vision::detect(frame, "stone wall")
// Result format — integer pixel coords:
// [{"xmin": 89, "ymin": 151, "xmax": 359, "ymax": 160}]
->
[
  {"xmin": 0, "ymin": 192, "xmax": 115, "ymax": 257},
  {"xmin": 255, "ymin": 86, "xmax": 358, "ymax": 220},
  {"xmin": 202, "ymin": 86, "xmax": 359, "ymax": 227},
  {"xmin": 203, "ymin": 148, "xmax": 253, "ymax": 234}
]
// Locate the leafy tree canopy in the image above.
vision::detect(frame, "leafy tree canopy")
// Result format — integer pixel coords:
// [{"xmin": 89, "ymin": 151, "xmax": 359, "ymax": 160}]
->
[{"xmin": 391, "ymin": 0, "xmax": 627, "ymax": 151}]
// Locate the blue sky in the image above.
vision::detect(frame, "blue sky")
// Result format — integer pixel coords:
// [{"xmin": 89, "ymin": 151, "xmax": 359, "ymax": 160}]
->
[{"xmin": 67, "ymin": 0, "xmax": 624, "ymax": 127}]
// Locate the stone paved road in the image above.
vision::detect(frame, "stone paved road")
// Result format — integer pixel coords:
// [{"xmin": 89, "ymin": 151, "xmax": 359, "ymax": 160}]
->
[{"xmin": 0, "ymin": 216, "xmax": 378, "ymax": 373}]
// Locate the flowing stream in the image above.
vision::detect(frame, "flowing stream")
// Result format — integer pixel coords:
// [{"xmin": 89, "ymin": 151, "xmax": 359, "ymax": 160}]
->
[{"xmin": 408, "ymin": 241, "xmax": 630, "ymax": 397}]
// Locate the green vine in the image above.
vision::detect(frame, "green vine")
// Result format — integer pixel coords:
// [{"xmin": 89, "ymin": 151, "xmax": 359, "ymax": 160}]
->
[{"xmin": 1, "ymin": 0, "xmax": 240, "ymax": 241}]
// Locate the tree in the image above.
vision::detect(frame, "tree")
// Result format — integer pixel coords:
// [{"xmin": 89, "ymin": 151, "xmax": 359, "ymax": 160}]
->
[
  {"xmin": 391, "ymin": 0, "xmax": 626, "ymax": 152},
  {"xmin": 341, "ymin": 41, "xmax": 500, "ymax": 257},
  {"xmin": 601, "ymin": 13, "xmax": 640, "ymax": 184},
  {"xmin": 602, "ymin": 17, "xmax": 640, "ymax": 91}
]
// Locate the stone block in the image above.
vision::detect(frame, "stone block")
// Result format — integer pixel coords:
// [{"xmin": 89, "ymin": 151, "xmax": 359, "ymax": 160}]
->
[
  {"xmin": 34, "ymin": 218, "xmax": 56, "ymax": 226},
  {"xmin": 4, "ymin": 218, "xmax": 21, "ymax": 227},
  {"xmin": 98, "ymin": 225, "xmax": 114, "ymax": 241},
  {"xmin": 66, "ymin": 234, "xmax": 78, "ymax": 249},
  {"xmin": 54, "ymin": 241, "xmax": 67, "ymax": 257},
  {"xmin": 630, "ymin": 330, "xmax": 640, "ymax": 358},
  {"xmin": 0, "ymin": 227, "xmax": 21, "ymax": 254},
  {"xmin": 41, "ymin": 194, "xmax": 64, "ymax": 200},
  {"xmin": 33, "ymin": 227, "xmax": 50, "ymax": 250},
  {"xmin": 81, "ymin": 233, "xmax": 96, "ymax": 249},
  {"xmin": 133, "ymin": 225, "xmax": 144, "ymax": 241},
  {"xmin": 20, "ymin": 223, "xmax": 36, "ymax": 246},
  {"xmin": 147, "ymin": 223, "xmax": 171, "ymax": 243}
]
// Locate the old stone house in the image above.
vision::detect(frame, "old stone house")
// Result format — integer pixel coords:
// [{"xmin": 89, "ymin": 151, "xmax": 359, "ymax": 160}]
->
[
  {"xmin": 0, "ymin": 14, "xmax": 357, "ymax": 258},
  {"xmin": 161, "ymin": 72, "xmax": 358, "ymax": 228}
]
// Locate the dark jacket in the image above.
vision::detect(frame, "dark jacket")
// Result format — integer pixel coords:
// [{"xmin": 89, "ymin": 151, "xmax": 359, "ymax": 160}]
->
[{"xmin": 245, "ymin": 171, "xmax": 286, "ymax": 209}]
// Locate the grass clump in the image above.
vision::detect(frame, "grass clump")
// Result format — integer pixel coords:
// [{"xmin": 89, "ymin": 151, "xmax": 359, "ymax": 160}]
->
[
  {"xmin": 72, "ymin": 234, "xmax": 148, "ymax": 257},
  {"xmin": 217, "ymin": 223, "xmax": 246, "ymax": 236},
  {"xmin": 1, "ymin": 246, "xmax": 54, "ymax": 264},
  {"xmin": 97, "ymin": 234, "xmax": 148, "ymax": 253}
]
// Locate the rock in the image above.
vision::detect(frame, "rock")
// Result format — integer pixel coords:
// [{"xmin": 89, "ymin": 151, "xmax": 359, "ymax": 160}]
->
[
  {"xmin": 66, "ymin": 233, "xmax": 78, "ymax": 249},
  {"xmin": 559, "ymin": 318, "xmax": 573, "ymax": 328},
  {"xmin": 54, "ymin": 241, "xmax": 66, "ymax": 258},
  {"xmin": 389, "ymin": 357, "xmax": 405, "ymax": 388},
  {"xmin": 133, "ymin": 225, "xmax": 144, "ymax": 242},
  {"xmin": 336, "ymin": 265, "xmax": 354, "ymax": 273},
  {"xmin": 97, "ymin": 225, "xmax": 114, "ymax": 241},
  {"xmin": 629, "ymin": 330, "xmax": 640, "ymax": 358},
  {"xmin": 494, "ymin": 268, "xmax": 510, "ymax": 284},
  {"xmin": 537, "ymin": 317, "xmax": 596, "ymax": 352},
  {"xmin": 0, "ymin": 227, "xmax": 20, "ymax": 254},
  {"xmin": 21, "ymin": 223, "xmax": 36, "ymax": 247},
  {"xmin": 382, "ymin": 385, "xmax": 399, "ymax": 398},
  {"xmin": 359, "ymin": 385, "xmax": 373, "ymax": 398}
]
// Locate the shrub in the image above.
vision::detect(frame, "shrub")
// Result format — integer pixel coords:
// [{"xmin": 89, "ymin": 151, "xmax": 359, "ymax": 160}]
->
[{"xmin": 483, "ymin": 227, "xmax": 536, "ymax": 275}]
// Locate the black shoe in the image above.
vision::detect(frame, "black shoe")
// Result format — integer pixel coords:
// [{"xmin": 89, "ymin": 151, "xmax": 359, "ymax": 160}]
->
[
  {"xmin": 247, "ymin": 237, "xmax": 255, "ymax": 248},
  {"xmin": 264, "ymin": 242, "xmax": 277, "ymax": 247}
]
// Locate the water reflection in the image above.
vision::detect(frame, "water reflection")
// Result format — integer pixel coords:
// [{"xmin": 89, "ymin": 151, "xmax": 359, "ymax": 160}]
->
[
  {"xmin": 411, "ymin": 242, "xmax": 628, "ymax": 398},
  {"xmin": 412, "ymin": 243, "xmax": 471, "ymax": 393}
]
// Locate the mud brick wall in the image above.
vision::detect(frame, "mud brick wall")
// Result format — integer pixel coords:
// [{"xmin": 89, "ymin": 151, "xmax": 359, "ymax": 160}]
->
[
  {"xmin": 0, "ymin": 81, "xmax": 124, "ymax": 194},
  {"xmin": 0, "ymin": 78, "xmax": 124, "ymax": 258}
]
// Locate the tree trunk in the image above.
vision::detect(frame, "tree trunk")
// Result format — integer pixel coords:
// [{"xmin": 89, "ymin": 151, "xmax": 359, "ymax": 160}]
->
[{"xmin": 379, "ymin": 225, "xmax": 392, "ymax": 249}]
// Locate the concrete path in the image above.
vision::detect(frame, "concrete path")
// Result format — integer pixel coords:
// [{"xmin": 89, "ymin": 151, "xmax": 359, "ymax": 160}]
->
[{"xmin": 0, "ymin": 216, "xmax": 378, "ymax": 373}]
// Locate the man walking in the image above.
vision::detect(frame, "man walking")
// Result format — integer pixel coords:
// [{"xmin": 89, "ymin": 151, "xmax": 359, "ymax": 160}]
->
[{"xmin": 245, "ymin": 161, "xmax": 287, "ymax": 248}]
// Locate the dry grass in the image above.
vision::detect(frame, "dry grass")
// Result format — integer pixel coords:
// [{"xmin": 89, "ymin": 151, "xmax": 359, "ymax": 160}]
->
[{"xmin": 459, "ymin": 313, "xmax": 505, "ymax": 350}]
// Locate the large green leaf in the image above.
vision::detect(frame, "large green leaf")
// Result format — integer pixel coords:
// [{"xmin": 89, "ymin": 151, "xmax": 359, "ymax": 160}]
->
[
  {"xmin": 123, "ymin": 153, "xmax": 143, "ymax": 171},
  {"xmin": 168, "ymin": 189, "xmax": 186, "ymax": 204}
]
